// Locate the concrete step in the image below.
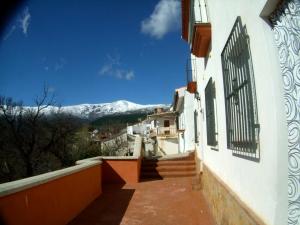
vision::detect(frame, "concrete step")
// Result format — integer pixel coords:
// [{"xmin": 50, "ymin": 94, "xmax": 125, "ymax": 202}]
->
[
  {"xmin": 141, "ymin": 170, "xmax": 196, "ymax": 178},
  {"xmin": 142, "ymin": 160, "xmax": 195, "ymax": 167},
  {"xmin": 141, "ymin": 165, "xmax": 196, "ymax": 172},
  {"xmin": 141, "ymin": 152, "xmax": 196, "ymax": 179}
]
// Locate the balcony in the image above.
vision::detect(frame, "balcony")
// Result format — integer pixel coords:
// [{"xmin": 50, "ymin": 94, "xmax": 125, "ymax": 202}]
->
[
  {"xmin": 190, "ymin": 0, "xmax": 211, "ymax": 57},
  {"xmin": 186, "ymin": 58, "xmax": 197, "ymax": 93},
  {"xmin": 181, "ymin": 0, "xmax": 190, "ymax": 41},
  {"xmin": 187, "ymin": 81, "xmax": 197, "ymax": 93},
  {"xmin": 157, "ymin": 127, "xmax": 177, "ymax": 137},
  {"xmin": 182, "ymin": 0, "xmax": 211, "ymax": 57},
  {"xmin": 0, "ymin": 143, "xmax": 216, "ymax": 225},
  {"xmin": 149, "ymin": 127, "xmax": 177, "ymax": 138}
]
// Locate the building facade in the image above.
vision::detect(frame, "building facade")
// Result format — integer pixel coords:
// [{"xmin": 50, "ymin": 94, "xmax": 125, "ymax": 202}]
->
[
  {"xmin": 181, "ymin": 0, "xmax": 299, "ymax": 224},
  {"xmin": 173, "ymin": 86, "xmax": 196, "ymax": 153}
]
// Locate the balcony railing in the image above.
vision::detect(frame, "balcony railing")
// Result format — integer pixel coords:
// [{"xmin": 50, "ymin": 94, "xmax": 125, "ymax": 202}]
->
[
  {"xmin": 186, "ymin": 58, "xmax": 197, "ymax": 93},
  {"xmin": 189, "ymin": 0, "xmax": 211, "ymax": 57},
  {"xmin": 150, "ymin": 127, "xmax": 177, "ymax": 137},
  {"xmin": 158, "ymin": 127, "xmax": 177, "ymax": 136}
]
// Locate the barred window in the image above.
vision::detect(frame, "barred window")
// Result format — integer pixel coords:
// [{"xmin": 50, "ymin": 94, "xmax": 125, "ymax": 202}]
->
[
  {"xmin": 221, "ymin": 16, "xmax": 260, "ymax": 161},
  {"xmin": 205, "ymin": 78, "xmax": 217, "ymax": 146}
]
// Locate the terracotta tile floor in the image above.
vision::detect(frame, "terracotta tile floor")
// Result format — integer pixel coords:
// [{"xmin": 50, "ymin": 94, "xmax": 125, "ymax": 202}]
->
[{"xmin": 68, "ymin": 177, "xmax": 215, "ymax": 225}]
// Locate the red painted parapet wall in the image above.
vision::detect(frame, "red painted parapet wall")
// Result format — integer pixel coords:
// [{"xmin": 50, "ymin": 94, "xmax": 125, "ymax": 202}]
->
[
  {"xmin": 102, "ymin": 157, "xmax": 142, "ymax": 184},
  {"xmin": 0, "ymin": 151, "xmax": 142, "ymax": 225},
  {"xmin": 0, "ymin": 162, "xmax": 101, "ymax": 225}
]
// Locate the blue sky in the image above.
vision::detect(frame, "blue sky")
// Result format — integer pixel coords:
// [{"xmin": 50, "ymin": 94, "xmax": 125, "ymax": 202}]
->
[{"xmin": 0, "ymin": 0, "xmax": 189, "ymax": 106}]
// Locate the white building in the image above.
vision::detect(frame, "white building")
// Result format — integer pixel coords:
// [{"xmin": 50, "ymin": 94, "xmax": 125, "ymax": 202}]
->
[
  {"xmin": 127, "ymin": 120, "xmax": 150, "ymax": 136},
  {"xmin": 180, "ymin": 0, "xmax": 298, "ymax": 224},
  {"xmin": 147, "ymin": 110, "xmax": 179, "ymax": 155},
  {"xmin": 173, "ymin": 86, "xmax": 196, "ymax": 153}
]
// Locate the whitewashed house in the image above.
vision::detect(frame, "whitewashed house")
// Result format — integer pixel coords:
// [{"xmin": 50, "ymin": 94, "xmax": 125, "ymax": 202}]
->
[
  {"xmin": 173, "ymin": 86, "xmax": 196, "ymax": 153},
  {"xmin": 127, "ymin": 120, "xmax": 150, "ymax": 136},
  {"xmin": 180, "ymin": 0, "xmax": 299, "ymax": 224},
  {"xmin": 147, "ymin": 109, "xmax": 179, "ymax": 155}
]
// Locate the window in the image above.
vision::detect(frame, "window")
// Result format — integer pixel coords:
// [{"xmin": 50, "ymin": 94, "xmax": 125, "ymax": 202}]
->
[
  {"xmin": 194, "ymin": 110, "xmax": 199, "ymax": 143},
  {"xmin": 205, "ymin": 78, "xmax": 217, "ymax": 146},
  {"xmin": 221, "ymin": 16, "xmax": 260, "ymax": 161},
  {"xmin": 164, "ymin": 120, "xmax": 170, "ymax": 127}
]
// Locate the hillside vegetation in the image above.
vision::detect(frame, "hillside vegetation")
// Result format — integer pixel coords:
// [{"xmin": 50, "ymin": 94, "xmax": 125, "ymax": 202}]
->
[{"xmin": 91, "ymin": 112, "xmax": 149, "ymax": 128}]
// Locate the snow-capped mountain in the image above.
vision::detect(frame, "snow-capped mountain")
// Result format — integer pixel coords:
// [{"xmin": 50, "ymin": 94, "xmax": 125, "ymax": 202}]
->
[{"xmin": 25, "ymin": 100, "xmax": 170, "ymax": 120}]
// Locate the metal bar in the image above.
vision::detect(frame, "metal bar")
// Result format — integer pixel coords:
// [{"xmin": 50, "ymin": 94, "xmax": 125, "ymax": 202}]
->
[{"xmin": 220, "ymin": 16, "xmax": 260, "ymax": 160}]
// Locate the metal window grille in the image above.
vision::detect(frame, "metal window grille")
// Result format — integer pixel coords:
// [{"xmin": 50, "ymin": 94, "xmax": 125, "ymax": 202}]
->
[
  {"xmin": 205, "ymin": 78, "xmax": 217, "ymax": 146},
  {"xmin": 221, "ymin": 16, "xmax": 260, "ymax": 161}
]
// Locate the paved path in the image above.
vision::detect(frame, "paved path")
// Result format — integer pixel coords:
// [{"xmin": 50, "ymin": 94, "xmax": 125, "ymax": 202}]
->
[{"xmin": 69, "ymin": 177, "xmax": 215, "ymax": 225}]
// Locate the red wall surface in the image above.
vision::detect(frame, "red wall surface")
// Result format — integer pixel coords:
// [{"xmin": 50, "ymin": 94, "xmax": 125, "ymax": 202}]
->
[
  {"xmin": 0, "ymin": 164, "xmax": 101, "ymax": 225},
  {"xmin": 102, "ymin": 158, "xmax": 141, "ymax": 184}
]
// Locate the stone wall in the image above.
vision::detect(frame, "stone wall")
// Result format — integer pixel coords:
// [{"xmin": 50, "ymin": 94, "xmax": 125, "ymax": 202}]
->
[{"xmin": 201, "ymin": 164, "xmax": 267, "ymax": 225}]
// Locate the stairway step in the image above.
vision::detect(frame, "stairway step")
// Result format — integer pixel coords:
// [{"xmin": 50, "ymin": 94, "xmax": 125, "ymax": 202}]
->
[
  {"xmin": 141, "ymin": 170, "xmax": 196, "ymax": 178},
  {"xmin": 142, "ymin": 165, "xmax": 196, "ymax": 172},
  {"xmin": 142, "ymin": 160, "xmax": 195, "ymax": 167}
]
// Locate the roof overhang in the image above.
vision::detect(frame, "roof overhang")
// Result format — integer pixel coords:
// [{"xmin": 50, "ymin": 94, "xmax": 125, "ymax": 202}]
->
[{"xmin": 147, "ymin": 112, "xmax": 176, "ymax": 119}]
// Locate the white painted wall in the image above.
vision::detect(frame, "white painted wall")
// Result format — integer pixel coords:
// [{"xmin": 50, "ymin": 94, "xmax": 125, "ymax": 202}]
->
[
  {"xmin": 127, "ymin": 126, "xmax": 133, "ymax": 135},
  {"xmin": 157, "ymin": 138, "xmax": 179, "ymax": 155},
  {"xmin": 177, "ymin": 107, "xmax": 185, "ymax": 153},
  {"xmin": 155, "ymin": 117, "xmax": 177, "ymax": 135},
  {"xmin": 183, "ymin": 90, "xmax": 196, "ymax": 151},
  {"xmin": 190, "ymin": 0, "xmax": 288, "ymax": 224},
  {"xmin": 178, "ymin": 131, "xmax": 185, "ymax": 153}
]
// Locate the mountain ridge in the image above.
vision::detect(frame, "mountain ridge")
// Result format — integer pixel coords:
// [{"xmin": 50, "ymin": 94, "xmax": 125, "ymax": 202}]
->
[{"xmin": 24, "ymin": 100, "xmax": 170, "ymax": 120}]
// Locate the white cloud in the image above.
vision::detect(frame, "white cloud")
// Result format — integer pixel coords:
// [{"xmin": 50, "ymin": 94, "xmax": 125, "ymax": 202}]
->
[
  {"xmin": 125, "ymin": 71, "xmax": 135, "ymax": 80},
  {"xmin": 54, "ymin": 58, "xmax": 67, "ymax": 71},
  {"xmin": 141, "ymin": 0, "xmax": 180, "ymax": 39},
  {"xmin": 98, "ymin": 54, "xmax": 120, "ymax": 75},
  {"xmin": 3, "ymin": 25, "xmax": 16, "ymax": 41},
  {"xmin": 99, "ymin": 54, "xmax": 135, "ymax": 81},
  {"xmin": 99, "ymin": 64, "xmax": 112, "ymax": 75},
  {"xmin": 19, "ymin": 7, "xmax": 31, "ymax": 36},
  {"xmin": 3, "ymin": 7, "xmax": 31, "ymax": 41}
]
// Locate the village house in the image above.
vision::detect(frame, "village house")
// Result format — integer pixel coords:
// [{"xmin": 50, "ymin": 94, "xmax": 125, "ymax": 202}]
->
[
  {"xmin": 173, "ymin": 86, "xmax": 196, "ymax": 153},
  {"xmin": 147, "ymin": 107, "xmax": 179, "ymax": 155}
]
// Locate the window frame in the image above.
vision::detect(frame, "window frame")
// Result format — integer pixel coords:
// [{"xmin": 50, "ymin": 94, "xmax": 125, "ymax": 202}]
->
[
  {"xmin": 205, "ymin": 77, "xmax": 217, "ymax": 146},
  {"xmin": 221, "ymin": 16, "xmax": 260, "ymax": 161}
]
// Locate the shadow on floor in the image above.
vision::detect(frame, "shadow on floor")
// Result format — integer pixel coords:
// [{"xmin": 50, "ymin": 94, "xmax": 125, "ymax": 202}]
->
[{"xmin": 68, "ymin": 184, "xmax": 135, "ymax": 225}]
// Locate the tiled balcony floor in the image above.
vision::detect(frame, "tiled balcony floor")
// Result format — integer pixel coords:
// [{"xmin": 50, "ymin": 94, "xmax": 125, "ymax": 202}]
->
[{"xmin": 68, "ymin": 177, "xmax": 215, "ymax": 225}]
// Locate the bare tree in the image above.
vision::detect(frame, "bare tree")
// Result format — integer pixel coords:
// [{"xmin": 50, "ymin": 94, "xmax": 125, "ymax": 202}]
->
[
  {"xmin": 0, "ymin": 86, "xmax": 80, "ymax": 180},
  {"xmin": 0, "ymin": 86, "xmax": 56, "ymax": 176}
]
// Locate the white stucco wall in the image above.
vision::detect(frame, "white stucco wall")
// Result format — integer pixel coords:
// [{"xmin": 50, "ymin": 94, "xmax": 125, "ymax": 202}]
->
[
  {"xmin": 155, "ymin": 117, "xmax": 177, "ymax": 134},
  {"xmin": 183, "ymin": 91, "xmax": 196, "ymax": 151},
  {"xmin": 192, "ymin": 0, "xmax": 288, "ymax": 224},
  {"xmin": 178, "ymin": 107, "xmax": 185, "ymax": 153},
  {"xmin": 157, "ymin": 138, "xmax": 179, "ymax": 155},
  {"xmin": 127, "ymin": 126, "xmax": 133, "ymax": 135}
]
